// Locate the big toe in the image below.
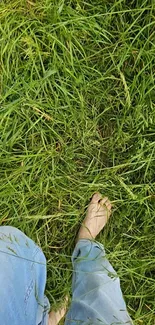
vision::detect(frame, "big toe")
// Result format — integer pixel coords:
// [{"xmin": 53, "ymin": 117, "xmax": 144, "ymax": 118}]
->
[{"xmin": 91, "ymin": 192, "xmax": 102, "ymax": 203}]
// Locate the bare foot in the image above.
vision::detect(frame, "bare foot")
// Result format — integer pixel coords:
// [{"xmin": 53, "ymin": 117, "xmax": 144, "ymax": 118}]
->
[
  {"xmin": 48, "ymin": 193, "xmax": 111, "ymax": 324},
  {"xmin": 48, "ymin": 297, "xmax": 68, "ymax": 325},
  {"xmin": 77, "ymin": 192, "xmax": 112, "ymax": 241}
]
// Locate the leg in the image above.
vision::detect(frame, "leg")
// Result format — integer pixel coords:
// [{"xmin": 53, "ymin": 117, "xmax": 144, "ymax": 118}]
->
[
  {"xmin": 65, "ymin": 193, "xmax": 133, "ymax": 325},
  {"xmin": 0, "ymin": 226, "xmax": 50, "ymax": 325}
]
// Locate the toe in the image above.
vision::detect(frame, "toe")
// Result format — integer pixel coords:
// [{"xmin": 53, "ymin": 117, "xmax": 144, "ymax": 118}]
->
[
  {"xmin": 100, "ymin": 197, "xmax": 111, "ymax": 210},
  {"xmin": 91, "ymin": 192, "xmax": 102, "ymax": 203},
  {"xmin": 106, "ymin": 202, "xmax": 112, "ymax": 210},
  {"xmin": 100, "ymin": 197, "xmax": 109, "ymax": 205}
]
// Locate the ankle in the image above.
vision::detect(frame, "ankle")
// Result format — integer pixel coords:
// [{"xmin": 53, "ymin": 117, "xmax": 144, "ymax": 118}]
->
[{"xmin": 77, "ymin": 228, "xmax": 95, "ymax": 242}]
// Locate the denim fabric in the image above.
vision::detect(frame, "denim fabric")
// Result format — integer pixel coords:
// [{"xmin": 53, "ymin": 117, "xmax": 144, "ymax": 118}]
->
[
  {"xmin": 0, "ymin": 226, "xmax": 49, "ymax": 325},
  {"xmin": 65, "ymin": 240, "xmax": 133, "ymax": 325},
  {"xmin": 0, "ymin": 227, "xmax": 133, "ymax": 325}
]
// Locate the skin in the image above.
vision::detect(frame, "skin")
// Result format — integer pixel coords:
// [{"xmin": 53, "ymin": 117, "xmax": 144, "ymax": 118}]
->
[{"xmin": 48, "ymin": 192, "xmax": 112, "ymax": 325}]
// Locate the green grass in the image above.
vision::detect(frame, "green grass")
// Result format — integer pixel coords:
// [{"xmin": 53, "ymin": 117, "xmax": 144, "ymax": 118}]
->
[{"xmin": 0, "ymin": 0, "xmax": 155, "ymax": 323}]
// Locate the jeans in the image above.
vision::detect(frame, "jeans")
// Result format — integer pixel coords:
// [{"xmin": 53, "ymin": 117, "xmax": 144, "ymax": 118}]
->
[{"xmin": 0, "ymin": 226, "xmax": 133, "ymax": 325}]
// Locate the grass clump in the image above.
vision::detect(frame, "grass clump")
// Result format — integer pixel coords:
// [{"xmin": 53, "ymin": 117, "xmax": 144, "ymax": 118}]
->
[{"xmin": 0, "ymin": 0, "xmax": 155, "ymax": 324}]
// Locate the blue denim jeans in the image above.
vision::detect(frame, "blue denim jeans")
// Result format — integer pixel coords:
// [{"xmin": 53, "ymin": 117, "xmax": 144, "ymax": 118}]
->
[{"xmin": 0, "ymin": 226, "xmax": 133, "ymax": 325}]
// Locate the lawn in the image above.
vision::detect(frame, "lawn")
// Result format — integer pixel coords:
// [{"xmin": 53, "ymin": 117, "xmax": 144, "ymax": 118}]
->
[{"xmin": 0, "ymin": 0, "xmax": 155, "ymax": 324}]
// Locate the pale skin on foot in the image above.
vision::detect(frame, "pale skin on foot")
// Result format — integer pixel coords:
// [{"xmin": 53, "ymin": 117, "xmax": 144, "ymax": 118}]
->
[
  {"xmin": 48, "ymin": 192, "xmax": 112, "ymax": 325},
  {"xmin": 48, "ymin": 304, "xmax": 68, "ymax": 325}
]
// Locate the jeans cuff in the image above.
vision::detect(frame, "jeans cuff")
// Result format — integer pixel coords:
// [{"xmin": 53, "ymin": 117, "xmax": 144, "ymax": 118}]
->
[{"xmin": 72, "ymin": 239, "xmax": 105, "ymax": 263}]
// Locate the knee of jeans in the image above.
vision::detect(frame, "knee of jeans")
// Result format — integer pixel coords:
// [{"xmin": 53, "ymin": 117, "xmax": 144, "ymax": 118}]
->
[
  {"xmin": 0, "ymin": 226, "xmax": 25, "ymax": 237},
  {"xmin": 0, "ymin": 226, "xmax": 46, "ymax": 262}
]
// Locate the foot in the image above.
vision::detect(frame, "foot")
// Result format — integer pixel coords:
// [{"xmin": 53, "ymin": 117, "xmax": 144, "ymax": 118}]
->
[
  {"xmin": 77, "ymin": 192, "xmax": 112, "ymax": 241},
  {"xmin": 48, "ymin": 297, "xmax": 68, "ymax": 325}
]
